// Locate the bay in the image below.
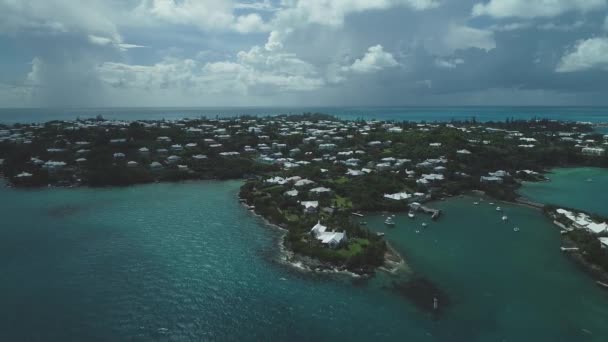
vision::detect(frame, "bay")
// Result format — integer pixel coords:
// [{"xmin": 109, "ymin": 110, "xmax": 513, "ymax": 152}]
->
[
  {"xmin": 2, "ymin": 180, "xmax": 608, "ymax": 341},
  {"xmin": 519, "ymin": 168, "xmax": 608, "ymax": 216}
]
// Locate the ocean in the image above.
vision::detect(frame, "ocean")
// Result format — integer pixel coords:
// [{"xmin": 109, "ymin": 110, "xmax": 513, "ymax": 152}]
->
[
  {"xmin": 1, "ymin": 170, "xmax": 608, "ymax": 341},
  {"xmin": 1, "ymin": 106, "xmax": 608, "ymax": 124}
]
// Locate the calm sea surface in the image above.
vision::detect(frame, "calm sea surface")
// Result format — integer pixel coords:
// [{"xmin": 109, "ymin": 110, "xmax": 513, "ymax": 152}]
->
[
  {"xmin": 1, "ymin": 174, "xmax": 608, "ymax": 341},
  {"xmin": 519, "ymin": 168, "xmax": 608, "ymax": 217},
  {"xmin": 1, "ymin": 106, "xmax": 608, "ymax": 124}
]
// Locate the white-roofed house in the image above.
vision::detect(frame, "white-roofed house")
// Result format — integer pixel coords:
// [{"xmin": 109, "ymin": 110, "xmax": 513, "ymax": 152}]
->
[{"xmin": 310, "ymin": 221, "xmax": 347, "ymax": 249}]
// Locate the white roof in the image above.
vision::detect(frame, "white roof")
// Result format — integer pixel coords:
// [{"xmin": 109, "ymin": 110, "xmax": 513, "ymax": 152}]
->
[
  {"xmin": 384, "ymin": 192, "xmax": 411, "ymax": 200},
  {"xmin": 310, "ymin": 221, "xmax": 327, "ymax": 235},
  {"xmin": 300, "ymin": 201, "xmax": 319, "ymax": 209}
]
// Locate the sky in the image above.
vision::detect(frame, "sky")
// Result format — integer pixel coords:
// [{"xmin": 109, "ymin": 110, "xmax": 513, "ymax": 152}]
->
[{"xmin": 1, "ymin": 0, "xmax": 608, "ymax": 107}]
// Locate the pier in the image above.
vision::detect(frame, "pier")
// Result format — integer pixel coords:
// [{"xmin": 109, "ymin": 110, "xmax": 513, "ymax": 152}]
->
[
  {"xmin": 410, "ymin": 203, "xmax": 442, "ymax": 220},
  {"xmin": 515, "ymin": 197, "xmax": 545, "ymax": 209}
]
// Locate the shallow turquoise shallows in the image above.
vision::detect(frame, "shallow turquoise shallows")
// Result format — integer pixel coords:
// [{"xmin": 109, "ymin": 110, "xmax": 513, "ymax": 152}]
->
[
  {"xmin": 519, "ymin": 167, "xmax": 608, "ymax": 216},
  {"xmin": 1, "ymin": 180, "xmax": 608, "ymax": 341}
]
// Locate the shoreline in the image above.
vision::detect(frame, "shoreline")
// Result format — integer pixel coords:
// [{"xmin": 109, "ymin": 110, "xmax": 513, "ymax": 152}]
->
[{"xmin": 241, "ymin": 201, "xmax": 408, "ymax": 278}]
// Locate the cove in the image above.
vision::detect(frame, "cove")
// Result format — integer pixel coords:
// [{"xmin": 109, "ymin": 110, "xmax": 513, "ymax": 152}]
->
[{"xmin": 518, "ymin": 167, "xmax": 608, "ymax": 216}]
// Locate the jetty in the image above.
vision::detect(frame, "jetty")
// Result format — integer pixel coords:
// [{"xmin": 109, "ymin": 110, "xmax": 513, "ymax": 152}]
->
[
  {"xmin": 515, "ymin": 197, "xmax": 545, "ymax": 209},
  {"xmin": 410, "ymin": 202, "xmax": 442, "ymax": 220}
]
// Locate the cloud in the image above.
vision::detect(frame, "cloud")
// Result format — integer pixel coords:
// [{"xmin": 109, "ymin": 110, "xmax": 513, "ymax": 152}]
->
[
  {"xmin": 472, "ymin": 0, "xmax": 606, "ymax": 19},
  {"xmin": 273, "ymin": 0, "xmax": 439, "ymax": 29},
  {"xmin": 0, "ymin": 0, "xmax": 121, "ymax": 40},
  {"xmin": 97, "ymin": 36, "xmax": 326, "ymax": 95},
  {"xmin": 556, "ymin": 37, "xmax": 608, "ymax": 72},
  {"xmin": 435, "ymin": 57, "xmax": 464, "ymax": 69},
  {"xmin": 342, "ymin": 45, "xmax": 399, "ymax": 74},
  {"xmin": 135, "ymin": 0, "xmax": 270, "ymax": 33},
  {"xmin": 88, "ymin": 35, "xmax": 145, "ymax": 51},
  {"xmin": 444, "ymin": 25, "xmax": 496, "ymax": 53}
]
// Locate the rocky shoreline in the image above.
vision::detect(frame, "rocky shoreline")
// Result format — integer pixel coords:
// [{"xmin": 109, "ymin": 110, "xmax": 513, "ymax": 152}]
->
[{"xmin": 241, "ymin": 201, "xmax": 407, "ymax": 278}]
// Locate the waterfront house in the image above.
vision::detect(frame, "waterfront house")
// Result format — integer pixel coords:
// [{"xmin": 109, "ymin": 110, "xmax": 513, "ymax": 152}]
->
[{"xmin": 310, "ymin": 221, "xmax": 347, "ymax": 249}]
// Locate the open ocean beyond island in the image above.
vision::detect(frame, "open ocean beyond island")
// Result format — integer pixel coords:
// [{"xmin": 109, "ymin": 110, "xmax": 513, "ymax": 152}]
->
[
  {"xmin": 2, "ymin": 173, "xmax": 608, "ymax": 341},
  {"xmin": 1, "ymin": 106, "xmax": 608, "ymax": 124}
]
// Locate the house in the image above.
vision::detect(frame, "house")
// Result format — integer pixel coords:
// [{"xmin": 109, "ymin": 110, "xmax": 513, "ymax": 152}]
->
[
  {"xmin": 480, "ymin": 176, "xmax": 503, "ymax": 184},
  {"xmin": 384, "ymin": 192, "xmax": 411, "ymax": 201},
  {"xmin": 300, "ymin": 201, "xmax": 319, "ymax": 214},
  {"xmin": 310, "ymin": 221, "xmax": 348, "ymax": 249},
  {"xmin": 582, "ymin": 147, "xmax": 605, "ymax": 156},
  {"xmin": 150, "ymin": 161, "xmax": 163, "ymax": 170},
  {"xmin": 284, "ymin": 189, "xmax": 299, "ymax": 197},
  {"xmin": 310, "ymin": 187, "xmax": 331, "ymax": 194}
]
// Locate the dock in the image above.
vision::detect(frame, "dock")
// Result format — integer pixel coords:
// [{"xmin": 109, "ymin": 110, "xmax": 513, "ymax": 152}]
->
[
  {"xmin": 351, "ymin": 212, "xmax": 364, "ymax": 217},
  {"xmin": 560, "ymin": 247, "xmax": 580, "ymax": 252},
  {"xmin": 410, "ymin": 203, "xmax": 442, "ymax": 220},
  {"xmin": 515, "ymin": 197, "xmax": 545, "ymax": 209}
]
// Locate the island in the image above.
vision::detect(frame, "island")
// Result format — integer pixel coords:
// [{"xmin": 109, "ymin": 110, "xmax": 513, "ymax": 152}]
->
[{"xmin": 1, "ymin": 113, "xmax": 607, "ymax": 277}]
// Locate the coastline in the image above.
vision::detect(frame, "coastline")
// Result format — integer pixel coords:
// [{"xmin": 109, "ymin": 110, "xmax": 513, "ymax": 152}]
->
[{"xmin": 241, "ymin": 201, "xmax": 408, "ymax": 278}]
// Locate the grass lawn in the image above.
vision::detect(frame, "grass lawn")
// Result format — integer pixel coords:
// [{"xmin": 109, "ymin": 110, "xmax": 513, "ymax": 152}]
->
[
  {"xmin": 332, "ymin": 195, "xmax": 353, "ymax": 209},
  {"xmin": 335, "ymin": 238, "xmax": 370, "ymax": 258}
]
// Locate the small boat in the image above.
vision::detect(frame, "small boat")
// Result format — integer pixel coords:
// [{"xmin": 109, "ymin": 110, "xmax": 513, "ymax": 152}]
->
[
  {"xmin": 351, "ymin": 212, "xmax": 364, "ymax": 217},
  {"xmin": 384, "ymin": 217, "xmax": 395, "ymax": 226},
  {"xmin": 489, "ymin": 202, "xmax": 495, "ymax": 205},
  {"xmin": 408, "ymin": 211, "xmax": 415, "ymax": 219},
  {"xmin": 415, "ymin": 230, "xmax": 420, "ymax": 234},
  {"xmin": 502, "ymin": 215, "xmax": 508, "ymax": 221},
  {"xmin": 376, "ymin": 232, "xmax": 385, "ymax": 237},
  {"xmin": 586, "ymin": 178, "xmax": 593, "ymax": 183},
  {"xmin": 513, "ymin": 227, "xmax": 520, "ymax": 232},
  {"xmin": 421, "ymin": 222, "xmax": 428, "ymax": 227},
  {"xmin": 496, "ymin": 206, "xmax": 502, "ymax": 211},
  {"xmin": 473, "ymin": 202, "xmax": 479, "ymax": 205}
]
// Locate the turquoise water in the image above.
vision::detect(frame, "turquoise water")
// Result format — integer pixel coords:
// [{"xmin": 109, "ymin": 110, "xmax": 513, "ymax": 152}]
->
[
  {"xmin": 519, "ymin": 168, "xmax": 608, "ymax": 216},
  {"xmin": 1, "ymin": 106, "xmax": 608, "ymax": 124},
  {"xmin": 1, "ymin": 181, "xmax": 608, "ymax": 341}
]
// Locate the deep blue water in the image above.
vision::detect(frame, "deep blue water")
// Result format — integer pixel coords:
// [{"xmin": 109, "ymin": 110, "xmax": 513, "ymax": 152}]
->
[{"xmin": 1, "ymin": 106, "xmax": 608, "ymax": 124}]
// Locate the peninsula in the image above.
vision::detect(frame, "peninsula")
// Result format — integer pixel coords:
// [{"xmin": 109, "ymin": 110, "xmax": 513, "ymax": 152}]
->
[{"xmin": 1, "ymin": 114, "xmax": 607, "ymax": 276}]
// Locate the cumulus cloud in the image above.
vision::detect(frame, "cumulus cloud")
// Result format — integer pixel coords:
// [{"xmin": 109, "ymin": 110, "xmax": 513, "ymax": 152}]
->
[
  {"xmin": 342, "ymin": 45, "xmax": 399, "ymax": 74},
  {"xmin": 135, "ymin": 0, "xmax": 269, "ymax": 33},
  {"xmin": 472, "ymin": 0, "xmax": 606, "ymax": 19},
  {"xmin": 444, "ymin": 25, "xmax": 496, "ymax": 53},
  {"xmin": 556, "ymin": 37, "xmax": 608, "ymax": 72},
  {"xmin": 97, "ymin": 36, "xmax": 325, "ymax": 95}
]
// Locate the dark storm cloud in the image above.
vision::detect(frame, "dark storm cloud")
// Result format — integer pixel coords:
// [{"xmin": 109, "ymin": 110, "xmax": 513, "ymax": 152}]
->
[{"xmin": 0, "ymin": 0, "xmax": 607, "ymax": 107}]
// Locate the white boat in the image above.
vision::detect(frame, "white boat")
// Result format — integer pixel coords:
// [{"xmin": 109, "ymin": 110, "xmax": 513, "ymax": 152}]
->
[
  {"xmin": 384, "ymin": 217, "xmax": 395, "ymax": 226},
  {"xmin": 496, "ymin": 206, "xmax": 502, "ymax": 211},
  {"xmin": 489, "ymin": 202, "xmax": 495, "ymax": 205},
  {"xmin": 513, "ymin": 227, "xmax": 520, "ymax": 232},
  {"xmin": 502, "ymin": 215, "xmax": 508, "ymax": 221},
  {"xmin": 376, "ymin": 232, "xmax": 385, "ymax": 237},
  {"xmin": 408, "ymin": 211, "xmax": 415, "ymax": 219},
  {"xmin": 586, "ymin": 178, "xmax": 593, "ymax": 182},
  {"xmin": 421, "ymin": 222, "xmax": 428, "ymax": 227},
  {"xmin": 473, "ymin": 202, "xmax": 479, "ymax": 205}
]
